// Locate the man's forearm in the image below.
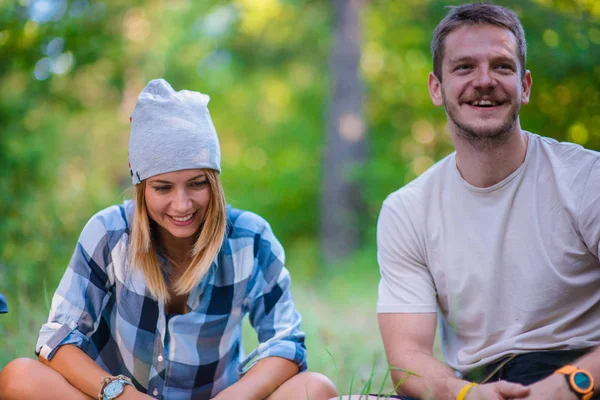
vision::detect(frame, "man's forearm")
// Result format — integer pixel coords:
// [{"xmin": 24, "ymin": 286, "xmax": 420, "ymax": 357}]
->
[
  {"xmin": 519, "ymin": 346, "xmax": 600, "ymax": 399},
  {"xmin": 390, "ymin": 349, "xmax": 469, "ymax": 400},
  {"xmin": 574, "ymin": 346, "xmax": 600, "ymax": 393}
]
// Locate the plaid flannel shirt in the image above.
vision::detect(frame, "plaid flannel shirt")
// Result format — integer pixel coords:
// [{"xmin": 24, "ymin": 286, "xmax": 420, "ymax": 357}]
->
[{"xmin": 36, "ymin": 201, "xmax": 307, "ymax": 399}]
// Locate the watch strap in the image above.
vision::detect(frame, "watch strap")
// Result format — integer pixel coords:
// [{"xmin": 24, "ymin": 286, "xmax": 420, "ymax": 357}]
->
[
  {"xmin": 98, "ymin": 375, "xmax": 133, "ymax": 400},
  {"xmin": 555, "ymin": 365, "xmax": 577, "ymax": 375},
  {"xmin": 554, "ymin": 365, "xmax": 594, "ymax": 400}
]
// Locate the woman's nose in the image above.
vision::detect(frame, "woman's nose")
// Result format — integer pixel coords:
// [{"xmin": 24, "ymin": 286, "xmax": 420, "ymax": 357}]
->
[{"xmin": 172, "ymin": 189, "xmax": 192, "ymax": 212}]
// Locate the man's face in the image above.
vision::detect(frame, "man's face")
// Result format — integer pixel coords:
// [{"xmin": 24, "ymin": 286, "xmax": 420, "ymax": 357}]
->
[{"xmin": 428, "ymin": 24, "xmax": 532, "ymax": 146}]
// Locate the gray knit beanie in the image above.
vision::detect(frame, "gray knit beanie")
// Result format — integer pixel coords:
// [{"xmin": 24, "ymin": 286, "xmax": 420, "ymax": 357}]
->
[{"xmin": 128, "ymin": 79, "xmax": 221, "ymax": 184}]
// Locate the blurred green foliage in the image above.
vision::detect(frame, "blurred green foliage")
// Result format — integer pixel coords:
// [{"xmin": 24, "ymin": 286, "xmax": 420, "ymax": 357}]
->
[{"xmin": 1, "ymin": 0, "xmax": 599, "ymax": 390}]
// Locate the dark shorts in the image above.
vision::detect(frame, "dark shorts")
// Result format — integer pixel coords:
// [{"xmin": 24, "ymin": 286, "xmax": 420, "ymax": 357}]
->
[{"xmin": 372, "ymin": 347, "xmax": 597, "ymax": 400}]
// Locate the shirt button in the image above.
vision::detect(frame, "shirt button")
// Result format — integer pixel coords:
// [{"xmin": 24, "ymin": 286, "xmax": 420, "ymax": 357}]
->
[
  {"xmin": 153, "ymin": 388, "xmax": 159, "ymax": 396},
  {"xmin": 157, "ymin": 355, "xmax": 164, "ymax": 362}
]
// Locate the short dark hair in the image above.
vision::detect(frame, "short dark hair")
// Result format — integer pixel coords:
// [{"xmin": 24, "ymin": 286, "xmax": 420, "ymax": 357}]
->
[{"xmin": 431, "ymin": 2, "xmax": 527, "ymax": 80}]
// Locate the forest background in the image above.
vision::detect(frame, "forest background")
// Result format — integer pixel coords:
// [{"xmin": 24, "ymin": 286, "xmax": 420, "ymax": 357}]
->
[{"xmin": 1, "ymin": 0, "xmax": 600, "ymax": 394}]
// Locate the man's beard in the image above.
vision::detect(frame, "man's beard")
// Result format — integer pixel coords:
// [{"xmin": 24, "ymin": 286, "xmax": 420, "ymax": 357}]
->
[{"xmin": 444, "ymin": 92, "xmax": 520, "ymax": 151}]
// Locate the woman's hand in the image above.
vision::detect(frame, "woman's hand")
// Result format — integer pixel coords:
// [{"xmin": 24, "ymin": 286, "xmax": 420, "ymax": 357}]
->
[{"xmin": 120, "ymin": 385, "xmax": 155, "ymax": 400}]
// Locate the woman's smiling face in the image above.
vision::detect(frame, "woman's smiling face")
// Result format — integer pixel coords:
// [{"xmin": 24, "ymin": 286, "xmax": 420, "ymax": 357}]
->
[{"xmin": 144, "ymin": 168, "xmax": 211, "ymax": 243}]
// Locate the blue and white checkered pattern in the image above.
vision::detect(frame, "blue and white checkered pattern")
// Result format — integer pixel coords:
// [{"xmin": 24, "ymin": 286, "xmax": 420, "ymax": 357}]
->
[
  {"xmin": 0, "ymin": 293, "xmax": 7, "ymax": 313},
  {"xmin": 36, "ymin": 201, "xmax": 307, "ymax": 399}
]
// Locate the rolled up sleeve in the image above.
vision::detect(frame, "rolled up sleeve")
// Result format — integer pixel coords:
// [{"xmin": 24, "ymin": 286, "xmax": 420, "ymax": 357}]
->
[
  {"xmin": 238, "ymin": 222, "xmax": 306, "ymax": 375},
  {"xmin": 36, "ymin": 213, "xmax": 114, "ymax": 360}
]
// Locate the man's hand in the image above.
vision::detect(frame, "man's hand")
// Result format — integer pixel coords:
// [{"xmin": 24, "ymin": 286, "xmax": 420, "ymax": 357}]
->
[
  {"xmin": 465, "ymin": 381, "xmax": 530, "ymax": 400},
  {"xmin": 523, "ymin": 374, "xmax": 578, "ymax": 400}
]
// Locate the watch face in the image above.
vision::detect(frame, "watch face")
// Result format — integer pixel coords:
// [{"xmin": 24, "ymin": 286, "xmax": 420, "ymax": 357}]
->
[
  {"xmin": 573, "ymin": 371, "xmax": 593, "ymax": 392},
  {"xmin": 104, "ymin": 381, "xmax": 124, "ymax": 398}
]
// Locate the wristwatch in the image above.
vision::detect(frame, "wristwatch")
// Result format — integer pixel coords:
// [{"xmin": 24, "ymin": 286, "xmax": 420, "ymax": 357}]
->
[
  {"xmin": 98, "ymin": 375, "xmax": 133, "ymax": 400},
  {"xmin": 554, "ymin": 365, "xmax": 594, "ymax": 400}
]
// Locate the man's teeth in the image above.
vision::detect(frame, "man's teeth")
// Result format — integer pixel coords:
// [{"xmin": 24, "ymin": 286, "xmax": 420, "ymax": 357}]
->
[
  {"xmin": 471, "ymin": 100, "xmax": 498, "ymax": 106},
  {"xmin": 171, "ymin": 214, "xmax": 193, "ymax": 222}
]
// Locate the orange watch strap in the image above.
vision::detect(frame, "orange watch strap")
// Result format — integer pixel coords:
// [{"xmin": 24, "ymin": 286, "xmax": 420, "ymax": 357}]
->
[
  {"xmin": 554, "ymin": 365, "xmax": 594, "ymax": 399},
  {"xmin": 555, "ymin": 365, "xmax": 577, "ymax": 375}
]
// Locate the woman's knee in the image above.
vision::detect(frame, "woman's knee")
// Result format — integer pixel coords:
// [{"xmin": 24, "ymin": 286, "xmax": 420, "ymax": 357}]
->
[
  {"xmin": 300, "ymin": 371, "xmax": 339, "ymax": 398},
  {"xmin": 269, "ymin": 371, "xmax": 338, "ymax": 400},
  {"xmin": 0, "ymin": 358, "xmax": 41, "ymax": 397}
]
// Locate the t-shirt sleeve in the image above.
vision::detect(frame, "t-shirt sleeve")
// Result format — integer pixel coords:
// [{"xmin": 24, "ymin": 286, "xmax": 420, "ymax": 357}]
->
[
  {"xmin": 579, "ymin": 157, "xmax": 600, "ymax": 259},
  {"xmin": 377, "ymin": 197, "xmax": 437, "ymax": 313}
]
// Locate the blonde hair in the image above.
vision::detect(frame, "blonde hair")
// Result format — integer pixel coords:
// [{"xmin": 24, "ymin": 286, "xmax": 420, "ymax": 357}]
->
[{"xmin": 128, "ymin": 169, "xmax": 227, "ymax": 303}]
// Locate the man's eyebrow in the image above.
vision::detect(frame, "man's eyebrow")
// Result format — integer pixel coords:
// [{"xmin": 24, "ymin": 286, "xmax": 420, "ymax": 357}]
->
[
  {"xmin": 490, "ymin": 56, "xmax": 517, "ymax": 64},
  {"xmin": 448, "ymin": 54, "xmax": 516, "ymax": 65},
  {"xmin": 447, "ymin": 56, "xmax": 475, "ymax": 65}
]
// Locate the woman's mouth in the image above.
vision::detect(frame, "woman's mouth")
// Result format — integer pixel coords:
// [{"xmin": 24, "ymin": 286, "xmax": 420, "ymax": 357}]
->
[{"xmin": 168, "ymin": 212, "xmax": 196, "ymax": 226}]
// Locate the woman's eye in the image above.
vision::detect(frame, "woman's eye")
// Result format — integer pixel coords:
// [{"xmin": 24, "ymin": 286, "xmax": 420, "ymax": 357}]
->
[
  {"xmin": 154, "ymin": 186, "xmax": 170, "ymax": 192},
  {"xmin": 191, "ymin": 180, "xmax": 208, "ymax": 188}
]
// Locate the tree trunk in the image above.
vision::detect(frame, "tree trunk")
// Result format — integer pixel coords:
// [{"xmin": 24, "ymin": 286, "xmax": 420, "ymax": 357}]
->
[{"xmin": 321, "ymin": 0, "xmax": 366, "ymax": 264}]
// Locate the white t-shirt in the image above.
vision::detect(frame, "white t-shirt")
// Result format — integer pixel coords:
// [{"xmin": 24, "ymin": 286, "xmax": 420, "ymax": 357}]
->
[{"xmin": 377, "ymin": 132, "xmax": 600, "ymax": 375}]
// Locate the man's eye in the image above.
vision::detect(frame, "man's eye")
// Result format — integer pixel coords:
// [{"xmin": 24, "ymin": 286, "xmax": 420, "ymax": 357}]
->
[
  {"xmin": 496, "ymin": 64, "xmax": 513, "ymax": 70},
  {"xmin": 456, "ymin": 64, "xmax": 472, "ymax": 71}
]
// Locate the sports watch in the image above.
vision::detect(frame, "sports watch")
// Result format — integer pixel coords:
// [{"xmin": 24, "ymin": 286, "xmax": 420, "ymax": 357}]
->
[
  {"xmin": 98, "ymin": 375, "xmax": 133, "ymax": 400},
  {"xmin": 554, "ymin": 365, "xmax": 594, "ymax": 400}
]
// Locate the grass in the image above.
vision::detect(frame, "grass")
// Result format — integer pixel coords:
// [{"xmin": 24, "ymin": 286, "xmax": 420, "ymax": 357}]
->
[
  {"xmin": 242, "ymin": 263, "xmax": 395, "ymax": 394},
  {"xmin": 0, "ymin": 244, "xmax": 442, "ymax": 397},
  {"xmin": 244, "ymin": 244, "xmax": 443, "ymax": 396}
]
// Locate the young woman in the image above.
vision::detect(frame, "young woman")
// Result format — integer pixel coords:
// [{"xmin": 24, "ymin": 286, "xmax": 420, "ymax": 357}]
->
[{"xmin": 0, "ymin": 79, "xmax": 337, "ymax": 400}]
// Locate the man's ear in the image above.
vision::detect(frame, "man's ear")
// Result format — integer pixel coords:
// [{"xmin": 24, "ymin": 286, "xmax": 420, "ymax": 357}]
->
[
  {"xmin": 521, "ymin": 70, "xmax": 532, "ymax": 105},
  {"xmin": 428, "ymin": 72, "xmax": 444, "ymax": 106}
]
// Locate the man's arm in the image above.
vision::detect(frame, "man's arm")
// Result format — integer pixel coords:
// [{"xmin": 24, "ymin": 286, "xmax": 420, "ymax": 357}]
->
[
  {"xmin": 525, "ymin": 346, "xmax": 600, "ymax": 399},
  {"xmin": 379, "ymin": 312, "xmax": 466, "ymax": 399},
  {"xmin": 379, "ymin": 313, "xmax": 530, "ymax": 400}
]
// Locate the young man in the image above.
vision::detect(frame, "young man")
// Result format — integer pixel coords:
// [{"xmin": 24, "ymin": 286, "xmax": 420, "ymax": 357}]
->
[{"xmin": 377, "ymin": 3, "xmax": 600, "ymax": 400}]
